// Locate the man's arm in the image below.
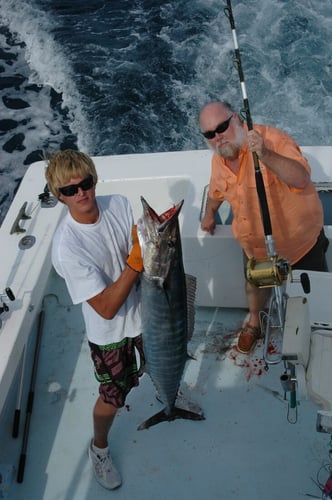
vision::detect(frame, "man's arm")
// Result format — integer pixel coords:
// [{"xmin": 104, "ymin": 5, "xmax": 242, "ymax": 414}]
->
[
  {"xmin": 247, "ymin": 129, "xmax": 310, "ymax": 189},
  {"xmin": 201, "ymin": 197, "xmax": 222, "ymax": 235},
  {"xmin": 88, "ymin": 225, "xmax": 142, "ymax": 319},
  {"xmin": 87, "ymin": 265, "xmax": 139, "ymax": 320}
]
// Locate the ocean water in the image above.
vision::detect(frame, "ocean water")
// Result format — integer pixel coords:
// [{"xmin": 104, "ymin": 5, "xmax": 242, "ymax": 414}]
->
[{"xmin": 0, "ymin": 0, "xmax": 332, "ymax": 224}]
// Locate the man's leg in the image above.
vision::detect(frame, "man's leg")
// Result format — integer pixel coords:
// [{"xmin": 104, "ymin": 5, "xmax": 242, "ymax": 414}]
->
[
  {"xmin": 93, "ymin": 396, "xmax": 117, "ymax": 449},
  {"xmin": 87, "ymin": 337, "xmax": 143, "ymax": 489},
  {"xmin": 245, "ymin": 281, "xmax": 270, "ymax": 328},
  {"xmin": 89, "ymin": 396, "xmax": 121, "ymax": 490},
  {"xmin": 237, "ymin": 281, "xmax": 270, "ymax": 354}
]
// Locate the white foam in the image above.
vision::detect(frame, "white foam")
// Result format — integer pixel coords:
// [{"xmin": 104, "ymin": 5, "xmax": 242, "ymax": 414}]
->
[{"xmin": 0, "ymin": 0, "xmax": 91, "ymax": 152}]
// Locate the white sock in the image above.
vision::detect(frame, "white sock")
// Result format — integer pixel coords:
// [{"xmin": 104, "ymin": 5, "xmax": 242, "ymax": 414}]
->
[{"xmin": 92, "ymin": 442, "xmax": 108, "ymax": 454}]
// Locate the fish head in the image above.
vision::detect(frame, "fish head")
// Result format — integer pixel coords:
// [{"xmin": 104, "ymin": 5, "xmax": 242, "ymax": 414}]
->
[{"xmin": 137, "ymin": 197, "xmax": 184, "ymax": 283}]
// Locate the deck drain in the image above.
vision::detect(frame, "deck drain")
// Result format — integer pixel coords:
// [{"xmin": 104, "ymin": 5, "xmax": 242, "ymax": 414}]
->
[{"xmin": 18, "ymin": 235, "xmax": 36, "ymax": 250}]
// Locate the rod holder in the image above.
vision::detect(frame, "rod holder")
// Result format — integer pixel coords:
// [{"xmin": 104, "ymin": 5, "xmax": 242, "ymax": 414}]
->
[
  {"xmin": 280, "ymin": 373, "xmax": 292, "ymax": 393},
  {"xmin": 0, "ymin": 287, "xmax": 16, "ymax": 327}
]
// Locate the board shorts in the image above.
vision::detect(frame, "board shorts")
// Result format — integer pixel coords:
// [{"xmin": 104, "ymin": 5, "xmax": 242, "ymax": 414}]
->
[
  {"xmin": 243, "ymin": 227, "xmax": 329, "ymax": 276},
  {"xmin": 88, "ymin": 335, "xmax": 145, "ymax": 408}
]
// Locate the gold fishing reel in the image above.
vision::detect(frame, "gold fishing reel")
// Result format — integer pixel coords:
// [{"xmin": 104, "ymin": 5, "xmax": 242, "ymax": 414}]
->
[{"xmin": 246, "ymin": 255, "xmax": 292, "ymax": 288}]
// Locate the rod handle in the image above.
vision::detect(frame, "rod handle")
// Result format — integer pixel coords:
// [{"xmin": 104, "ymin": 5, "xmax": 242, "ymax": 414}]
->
[
  {"xmin": 290, "ymin": 385, "xmax": 297, "ymax": 409},
  {"xmin": 5, "ymin": 287, "xmax": 15, "ymax": 301},
  {"xmin": 17, "ymin": 453, "xmax": 26, "ymax": 483},
  {"xmin": 12, "ymin": 409, "xmax": 21, "ymax": 438}
]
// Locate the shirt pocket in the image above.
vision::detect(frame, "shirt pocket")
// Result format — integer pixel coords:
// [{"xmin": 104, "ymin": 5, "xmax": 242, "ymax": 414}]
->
[{"xmin": 244, "ymin": 165, "xmax": 275, "ymax": 189}]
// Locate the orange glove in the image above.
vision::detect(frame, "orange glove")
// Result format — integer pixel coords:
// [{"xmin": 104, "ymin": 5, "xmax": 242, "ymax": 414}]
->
[{"xmin": 126, "ymin": 225, "xmax": 143, "ymax": 273}]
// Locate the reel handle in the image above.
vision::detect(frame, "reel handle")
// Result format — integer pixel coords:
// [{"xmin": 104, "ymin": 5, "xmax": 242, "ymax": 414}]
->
[{"xmin": 5, "ymin": 287, "xmax": 15, "ymax": 301}]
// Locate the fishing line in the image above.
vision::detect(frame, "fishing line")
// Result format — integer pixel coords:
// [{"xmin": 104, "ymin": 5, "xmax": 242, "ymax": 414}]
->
[{"xmin": 224, "ymin": 0, "xmax": 276, "ymax": 256}]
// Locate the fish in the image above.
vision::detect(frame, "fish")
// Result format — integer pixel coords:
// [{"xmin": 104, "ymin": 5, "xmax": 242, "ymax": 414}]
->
[{"xmin": 137, "ymin": 196, "xmax": 205, "ymax": 430}]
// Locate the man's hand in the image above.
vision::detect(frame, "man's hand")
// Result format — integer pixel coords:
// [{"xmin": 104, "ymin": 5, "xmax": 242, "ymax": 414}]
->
[
  {"xmin": 201, "ymin": 214, "xmax": 216, "ymax": 235},
  {"xmin": 126, "ymin": 225, "xmax": 143, "ymax": 273},
  {"xmin": 247, "ymin": 129, "xmax": 309, "ymax": 188},
  {"xmin": 247, "ymin": 129, "xmax": 266, "ymax": 159}
]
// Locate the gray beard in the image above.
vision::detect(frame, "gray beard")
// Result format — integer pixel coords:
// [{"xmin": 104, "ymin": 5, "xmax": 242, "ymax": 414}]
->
[
  {"xmin": 216, "ymin": 142, "xmax": 241, "ymax": 159},
  {"xmin": 216, "ymin": 122, "xmax": 247, "ymax": 159}
]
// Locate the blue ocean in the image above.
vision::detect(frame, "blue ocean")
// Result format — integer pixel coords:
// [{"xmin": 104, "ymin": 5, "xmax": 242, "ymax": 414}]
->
[{"xmin": 0, "ymin": 0, "xmax": 331, "ymax": 224}]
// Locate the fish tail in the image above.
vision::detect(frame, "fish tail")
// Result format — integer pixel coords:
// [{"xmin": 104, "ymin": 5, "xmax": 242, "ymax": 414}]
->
[{"xmin": 137, "ymin": 406, "xmax": 205, "ymax": 431}]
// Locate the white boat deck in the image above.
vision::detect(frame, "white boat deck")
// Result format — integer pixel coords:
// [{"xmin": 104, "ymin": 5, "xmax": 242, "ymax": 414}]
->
[
  {"xmin": 1, "ymin": 147, "xmax": 332, "ymax": 499},
  {"xmin": 1, "ymin": 268, "xmax": 330, "ymax": 500}
]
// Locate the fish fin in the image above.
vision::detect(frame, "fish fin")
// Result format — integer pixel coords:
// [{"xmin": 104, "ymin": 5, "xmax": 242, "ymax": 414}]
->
[
  {"xmin": 137, "ymin": 409, "xmax": 170, "ymax": 430},
  {"xmin": 172, "ymin": 406, "xmax": 205, "ymax": 422},
  {"xmin": 137, "ymin": 406, "xmax": 205, "ymax": 431},
  {"xmin": 185, "ymin": 273, "xmax": 197, "ymax": 341},
  {"xmin": 155, "ymin": 390, "xmax": 202, "ymax": 415},
  {"xmin": 174, "ymin": 390, "xmax": 204, "ymax": 415}
]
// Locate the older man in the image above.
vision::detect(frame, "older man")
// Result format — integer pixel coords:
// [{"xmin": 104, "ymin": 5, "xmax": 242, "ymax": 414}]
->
[{"xmin": 199, "ymin": 101, "xmax": 328, "ymax": 354}]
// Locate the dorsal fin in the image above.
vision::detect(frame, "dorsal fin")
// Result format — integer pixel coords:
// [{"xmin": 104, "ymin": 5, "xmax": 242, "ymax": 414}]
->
[{"xmin": 185, "ymin": 273, "xmax": 197, "ymax": 342}]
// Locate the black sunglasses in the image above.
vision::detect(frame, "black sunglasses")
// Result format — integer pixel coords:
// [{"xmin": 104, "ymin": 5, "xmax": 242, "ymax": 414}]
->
[
  {"xmin": 59, "ymin": 175, "xmax": 94, "ymax": 197},
  {"xmin": 202, "ymin": 114, "xmax": 233, "ymax": 139}
]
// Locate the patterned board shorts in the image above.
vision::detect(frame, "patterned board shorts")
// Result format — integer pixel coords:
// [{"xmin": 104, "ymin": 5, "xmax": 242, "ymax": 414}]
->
[{"xmin": 88, "ymin": 335, "xmax": 145, "ymax": 408}]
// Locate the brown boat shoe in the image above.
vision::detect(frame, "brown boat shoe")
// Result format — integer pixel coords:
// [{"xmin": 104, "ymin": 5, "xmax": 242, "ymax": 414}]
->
[{"xmin": 237, "ymin": 323, "xmax": 261, "ymax": 354}]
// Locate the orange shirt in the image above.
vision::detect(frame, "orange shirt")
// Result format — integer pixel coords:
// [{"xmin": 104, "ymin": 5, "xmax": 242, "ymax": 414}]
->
[{"xmin": 208, "ymin": 124, "xmax": 323, "ymax": 263}]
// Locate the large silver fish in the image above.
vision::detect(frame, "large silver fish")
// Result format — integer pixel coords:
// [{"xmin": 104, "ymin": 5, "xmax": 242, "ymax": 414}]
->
[{"xmin": 137, "ymin": 197, "xmax": 204, "ymax": 430}]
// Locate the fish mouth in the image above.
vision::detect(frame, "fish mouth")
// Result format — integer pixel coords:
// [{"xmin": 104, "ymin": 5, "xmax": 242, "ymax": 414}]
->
[
  {"xmin": 140, "ymin": 196, "xmax": 183, "ymax": 227},
  {"xmin": 137, "ymin": 197, "xmax": 184, "ymax": 280},
  {"xmin": 138, "ymin": 196, "xmax": 184, "ymax": 238}
]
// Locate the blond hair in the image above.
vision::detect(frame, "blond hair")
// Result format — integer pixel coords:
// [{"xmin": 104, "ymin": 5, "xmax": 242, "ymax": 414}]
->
[{"xmin": 45, "ymin": 150, "xmax": 98, "ymax": 199}]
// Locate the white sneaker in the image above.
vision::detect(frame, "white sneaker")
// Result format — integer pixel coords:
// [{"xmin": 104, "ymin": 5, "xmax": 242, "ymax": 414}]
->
[{"xmin": 88, "ymin": 439, "xmax": 122, "ymax": 490}]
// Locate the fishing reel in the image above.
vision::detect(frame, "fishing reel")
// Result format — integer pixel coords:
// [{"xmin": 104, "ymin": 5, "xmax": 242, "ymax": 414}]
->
[
  {"xmin": 0, "ymin": 287, "xmax": 15, "ymax": 328},
  {"xmin": 246, "ymin": 255, "xmax": 291, "ymax": 288},
  {"xmin": 246, "ymin": 256, "xmax": 292, "ymax": 368}
]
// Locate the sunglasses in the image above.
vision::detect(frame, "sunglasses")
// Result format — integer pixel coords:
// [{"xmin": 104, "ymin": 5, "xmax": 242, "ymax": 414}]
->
[
  {"xmin": 202, "ymin": 114, "xmax": 233, "ymax": 139},
  {"xmin": 59, "ymin": 175, "xmax": 94, "ymax": 197}
]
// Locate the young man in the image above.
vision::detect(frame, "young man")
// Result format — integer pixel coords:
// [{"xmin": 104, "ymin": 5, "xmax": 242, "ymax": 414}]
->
[
  {"xmin": 46, "ymin": 150, "xmax": 144, "ymax": 489},
  {"xmin": 199, "ymin": 101, "xmax": 328, "ymax": 354}
]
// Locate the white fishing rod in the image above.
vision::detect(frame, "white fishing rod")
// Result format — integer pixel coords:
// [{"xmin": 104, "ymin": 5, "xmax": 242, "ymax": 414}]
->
[{"xmin": 224, "ymin": 0, "xmax": 291, "ymax": 365}]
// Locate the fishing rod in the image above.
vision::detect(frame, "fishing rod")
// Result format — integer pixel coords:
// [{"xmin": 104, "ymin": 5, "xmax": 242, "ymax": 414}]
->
[
  {"xmin": 224, "ymin": 0, "xmax": 291, "ymax": 367},
  {"xmin": 12, "ymin": 346, "xmax": 27, "ymax": 438},
  {"xmin": 17, "ymin": 306, "xmax": 45, "ymax": 483},
  {"xmin": 224, "ymin": 0, "xmax": 274, "ymax": 254}
]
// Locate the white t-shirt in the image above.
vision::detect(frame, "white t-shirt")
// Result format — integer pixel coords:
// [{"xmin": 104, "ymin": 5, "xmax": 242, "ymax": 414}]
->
[{"xmin": 52, "ymin": 195, "xmax": 141, "ymax": 345}]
